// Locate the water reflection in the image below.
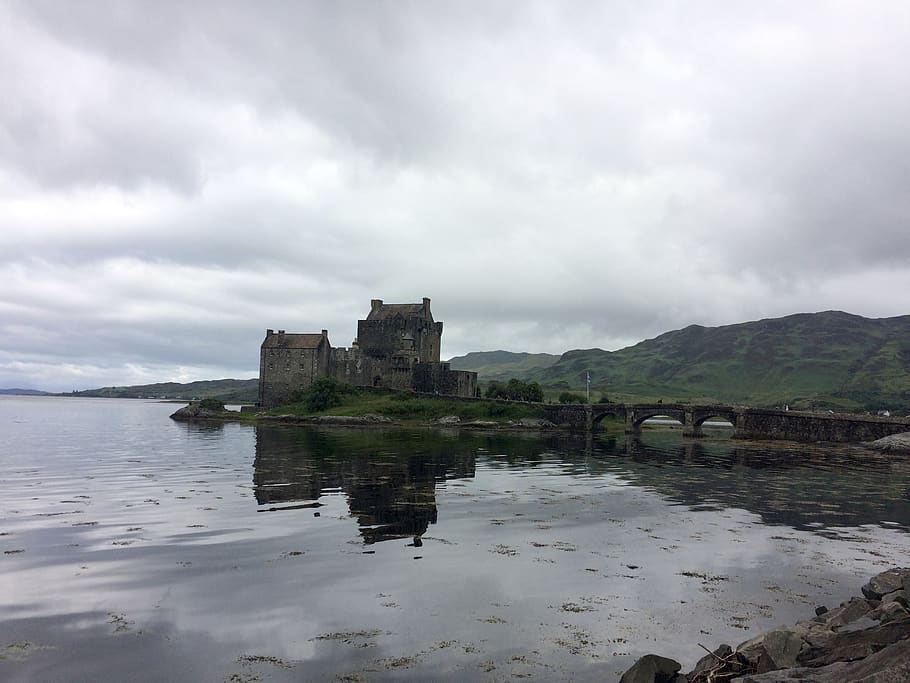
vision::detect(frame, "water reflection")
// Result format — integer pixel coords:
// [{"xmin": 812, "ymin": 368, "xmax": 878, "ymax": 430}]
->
[
  {"xmin": 252, "ymin": 425, "xmax": 910, "ymax": 543},
  {"xmin": 253, "ymin": 426, "xmax": 476, "ymax": 543},
  {"xmin": 593, "ymin": 433, "xmax": 910, "ymax": 535}
]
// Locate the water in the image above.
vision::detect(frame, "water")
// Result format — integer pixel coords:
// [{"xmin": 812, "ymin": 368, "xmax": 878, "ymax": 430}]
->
[{"xmin": 1, "ymin": 396, "xmax": 908, "ymax": 681}]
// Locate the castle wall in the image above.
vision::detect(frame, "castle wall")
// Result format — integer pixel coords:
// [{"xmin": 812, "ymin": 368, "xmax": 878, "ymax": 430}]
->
[
  {"xmin": 412, "ymin": 362, "xmax": 478, "ymax": 397},
  {"xmin": 356, "ymin": 319, "xmax": 443, "ymax": 364},
  {"xmin": 259, "ymin": 330, "xmax": 331, "ymax": 408}
]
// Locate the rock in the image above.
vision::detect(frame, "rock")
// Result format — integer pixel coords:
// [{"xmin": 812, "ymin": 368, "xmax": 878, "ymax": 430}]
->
[
  {"xmin": 512, "ymin": 417, "xmax": 557, "ymax": 428},
  {"xmin": 867, "ymin": 432, "xmax": 910, "ymax": 453},
  {"xmin": 170, "ymin": 402, "xmax": 226, "ymax": 420},
  {"xmin": 733, "ymin": 662, "xmax": 850, "ymax": 682},
  {"xmin": 832, "ymin": 638, "xmax": 910, "ymax": 682},
  {"xmin": 816, "ymin": 596, "xmax": 875, "ymax": 630},
  {"xmin": 619, "ymin": 654, "xmax": 683, "ymax": 683},
  {"xmin": 796, "ymin": 617, "xmax": 910, "ymax": 667},
  {"xmin": 863, "ymin": 568, "xmax": 910, "ymax": 600},
  {"xmin": 307, "ymin": 414, "xmax": 393, "ymax": 425},
  {"xmin": 876, "ymin": 602, "xmax": 909, "ymax": 625},
  {"xmin": 880, "ymin": 590, "xmax": 908, "ymax": 607},
  {"xmin": 814, "ymin": 606, "xmax": 828, "ymax": 616},
  {"xmin": 688, "ymin": 644, "xmax": 733, "ymax": 680},
  {"xmin": 435, "ymin": 415, "xmax": 461, "ymax": 424},
  {"xmin": 737, "ymin": 639, "xmax": 910, "ymax": 683},
  {"xmin": 754, "ymin": 629, "xmax": 804, "ymax": 672}
]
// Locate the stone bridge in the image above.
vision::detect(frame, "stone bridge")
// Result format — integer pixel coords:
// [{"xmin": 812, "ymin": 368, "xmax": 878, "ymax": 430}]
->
[{"xmin": 541, "ymin": 403, "xmax": 910, "ymax": 444}]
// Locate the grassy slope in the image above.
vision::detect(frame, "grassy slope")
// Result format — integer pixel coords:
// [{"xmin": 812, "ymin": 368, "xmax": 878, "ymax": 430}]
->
[
  {"xmin": 267, "ymin": 390, "xmax": 547, "ymax": 423},
  {"xmin": 528, "ymin": 311, "xmax": 910, "ymax": 410},
  {"xmin": 68, "ymin": 378, "xmax": 259, "ymax": 402},
  {"xmin": 447, "ymin": 350, "xmax": 559, "ymax": 382}
]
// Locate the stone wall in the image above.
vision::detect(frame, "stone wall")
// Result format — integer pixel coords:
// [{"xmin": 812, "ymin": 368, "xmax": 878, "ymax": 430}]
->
[
  {"xmin": 258, "ymin": 330, "xmax": 332, "ymax": 408},
  {"xmin": 412, "ymin": 362, "xmax": 478, "ymax": 397},
  {"xmin": 735, "ymin": 409, "xmax": 910, "ymax": 443}
]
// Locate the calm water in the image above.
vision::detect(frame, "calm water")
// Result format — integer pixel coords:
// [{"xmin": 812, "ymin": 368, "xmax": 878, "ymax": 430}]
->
[{"xmin": 1, "ymin": 397, "xmax": 909, "ymax": 682}]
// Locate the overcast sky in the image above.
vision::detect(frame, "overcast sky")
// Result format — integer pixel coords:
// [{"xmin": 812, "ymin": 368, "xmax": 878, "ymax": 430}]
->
[{"xmin": 2, "ymin": 1, "xmax": 909, "ymax": 391}]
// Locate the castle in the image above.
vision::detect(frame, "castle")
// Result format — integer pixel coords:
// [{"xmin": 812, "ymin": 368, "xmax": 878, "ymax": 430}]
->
[{"xmin": 258, "ymin": 298, "xmax": 478, "ymax": 408}]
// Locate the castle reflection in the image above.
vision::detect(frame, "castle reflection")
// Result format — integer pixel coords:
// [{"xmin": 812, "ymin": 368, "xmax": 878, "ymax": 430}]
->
[{"xmin": 253, "ymin": 426, "xmax": 475, "ymax": 544}]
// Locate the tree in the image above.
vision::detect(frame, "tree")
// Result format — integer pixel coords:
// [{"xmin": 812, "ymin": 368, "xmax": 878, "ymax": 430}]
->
[
  {"xmin": 485, "ymin": 378, "xmax": 544, "ymax": 402},
  {"xmin": 292, "ymin": 377, "xmax": 353, "ymax": 412},
  {"xmin": 558, "ymin": 391, "xmax": 584, "ymax": 404}
]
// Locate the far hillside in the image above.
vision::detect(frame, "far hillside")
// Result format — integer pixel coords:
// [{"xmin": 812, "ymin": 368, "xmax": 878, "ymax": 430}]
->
[
  {"xmin": 67, "ymin": 378, "xmax": 259, "ymax": 403},
  {"xmin": 446, "ymin": 350, "xmax": 559, "ymax": 382},
  {"xmin": 525, "ymin": 311, "xmax": 910, "ymax": 412}
]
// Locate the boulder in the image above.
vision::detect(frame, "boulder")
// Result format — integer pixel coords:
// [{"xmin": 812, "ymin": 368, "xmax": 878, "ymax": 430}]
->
[
  {"xmin": 867, "ymin": 432, "xmax": 910, "ymax": 453},
  {"xmin": 735, "ymin": 639, "xmax": 910, "ymax": 682},
  {"xmin": 170, "ymin": 402, "xmax": 226, "ymax": 420},
  {"xmin": 688, "ymin": 644, "xmax": 733, "ymax": 680},
  {"xmin": 512, "ymin": 417, "xmax": 557, "ymax": 428},
  {"xmin": 862, "ymin": 568, "xmax": 910, "ymax": 600},
  {"xmin": 619, "ymin": 654, "xmax": 684, "ymax": 683},
  {"xmin": 815, "ymin": 596, "xmax": 875, "ymax": 630},
  {"xmin": 435, "ymin": 415, "xmax": 461, "ymax": 424},
  {"xmin": 796, "ymin": 617, "xmax": 910, "ymax": 667},
  {"xmin": 753, "ymin": 629, "xmax": 804, "ymax": 672}
]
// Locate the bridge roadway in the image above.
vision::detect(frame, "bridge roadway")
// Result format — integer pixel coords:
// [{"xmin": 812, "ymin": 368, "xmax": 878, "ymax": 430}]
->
[{"xmin": 540, "ymin": 403, "xmax": 910, "ymax": 443}]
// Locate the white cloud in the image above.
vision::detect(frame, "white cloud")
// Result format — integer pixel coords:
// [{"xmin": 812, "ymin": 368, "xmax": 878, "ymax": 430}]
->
[{"xmin": 2, "ymin": 1, "xmax": 909, "ymax": 390}]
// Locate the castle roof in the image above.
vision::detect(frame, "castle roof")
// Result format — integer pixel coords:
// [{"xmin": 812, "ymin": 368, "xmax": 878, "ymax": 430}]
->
[
  {"xmin": 262, "ymin": 333, "xmax": 327, "ymax": 349},
  {"xmin": 366, "ymin": 299, "xmax": 433, "ymax": 322}
]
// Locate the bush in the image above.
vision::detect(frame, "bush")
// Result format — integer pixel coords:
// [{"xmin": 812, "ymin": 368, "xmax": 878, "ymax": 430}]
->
[
  {"xmin": 198, "ymin": 398, "xmax": 226, "ymax": 412},
  {"xmin": 485, "ymin": 379, "xmax": 544, "ymax": 402},
  {"xmin": 293, "ymin": 378, "xmax": 356, "ymax": 412},
  {"xmin": 558, "ymin": 392, "xmax": 584, "ymax": 404}
]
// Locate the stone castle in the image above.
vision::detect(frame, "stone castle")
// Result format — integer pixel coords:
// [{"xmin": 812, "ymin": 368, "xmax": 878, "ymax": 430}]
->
[{"xmin": 258, "ymin": 298, "xmax": 477, "ymax": 408}]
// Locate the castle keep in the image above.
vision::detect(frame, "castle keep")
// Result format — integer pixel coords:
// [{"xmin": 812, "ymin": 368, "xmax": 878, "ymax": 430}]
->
[{"xmin": 258, "ymin": 298, "xmax": 477, "ymax": 408}]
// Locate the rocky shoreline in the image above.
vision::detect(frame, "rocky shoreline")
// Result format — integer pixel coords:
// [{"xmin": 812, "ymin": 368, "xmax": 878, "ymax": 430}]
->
[
  {"xmin": 169, "ymin": 403, "xmax": 561, "ymax": 430},
  {"xmin": 619, "ymin": 567, "xmax": 910, "ymax": 682}
]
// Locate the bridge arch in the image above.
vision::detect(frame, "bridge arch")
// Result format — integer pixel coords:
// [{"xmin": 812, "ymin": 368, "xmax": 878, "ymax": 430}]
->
[
  {"xmin": 684, "ymin": 407, "xmax": 738, "ymax": 437},
  {"xmin": 590, "ymin": 404, "xmax": 626, "ymax": 429}
]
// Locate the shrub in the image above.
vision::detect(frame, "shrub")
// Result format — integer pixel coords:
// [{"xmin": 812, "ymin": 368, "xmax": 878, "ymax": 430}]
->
[
  {"xmin": 295, "ymin": 378, "xmax": 356, "ymax": 412},
  {"xmin": 485, "ymin": 379, "xmax": 544, "ymax": 402},
  {"xmin": 198, "ymin": 398, "xmax": 226, "ymax": 412},
  {"xmin": 558, "ymin": 392, "xmax": 584, "ymax": 404}
]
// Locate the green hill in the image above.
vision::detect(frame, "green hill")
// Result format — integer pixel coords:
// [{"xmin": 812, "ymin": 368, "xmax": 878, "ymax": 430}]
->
[
  {"xmin": 446, "ymin": 350, "xmax": 559, "ymax": 382},
  {"xmin": 526, "ymin": 311, "xmax": 910, "ymax": 411},
  {"xmin": 67, "ymin": 378, "xmax": 259, "ymax": 402}
]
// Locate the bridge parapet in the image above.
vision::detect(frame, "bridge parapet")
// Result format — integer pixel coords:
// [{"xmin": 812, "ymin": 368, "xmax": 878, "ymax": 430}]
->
[{"xmin": 540, "ymin": 403, "xmax": 910, "ymax": 443}]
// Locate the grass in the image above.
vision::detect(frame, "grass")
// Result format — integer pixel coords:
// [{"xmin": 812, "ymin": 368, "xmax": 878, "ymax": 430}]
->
[{"xmin": 266, "ymin": 388, "xmax": 547, "ymax": 423}]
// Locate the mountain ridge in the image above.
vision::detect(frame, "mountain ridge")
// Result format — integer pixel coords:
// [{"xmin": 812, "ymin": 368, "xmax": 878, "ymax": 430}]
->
[
  {"xmin": 8, "ymin": 311, "xmax": 909, "ymax": 411},
  {"xmin": 449, "ymin": 310, "xmax": 910, "ymax": 411}
]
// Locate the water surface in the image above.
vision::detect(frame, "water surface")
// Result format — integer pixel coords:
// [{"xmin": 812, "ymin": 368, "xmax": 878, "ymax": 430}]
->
[{"xmin": 1, "ymin": 396, "xmax": 908, "ymax": 681}]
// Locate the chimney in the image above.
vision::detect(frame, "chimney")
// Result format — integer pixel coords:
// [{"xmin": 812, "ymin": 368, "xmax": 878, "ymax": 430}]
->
[
  {"xmin": 321, "ymin": 329, "xmax": 328, "ymax": 337},
  {"xmin": 423, "ymin": 297, "xmax": 431, "ymax": 310},
  {"xmin": 371, "ymin": 299, "xmax": 383, "ymax": 312},
  {"xmin": 278, "ymin": 330, "xmax": 285, "ymax": 335},
  {"xmin": 266, "ymin": 328, "xmax": 274, "ymax": 335}
]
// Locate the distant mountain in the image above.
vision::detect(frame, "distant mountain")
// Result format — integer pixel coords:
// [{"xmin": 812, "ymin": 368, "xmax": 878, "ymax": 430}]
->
[
  {"xmin": 68, "ymin": 378, "xmax": 259, "ymax": 402},
  {"xmin": 0, "ymin": 388, "xmax": 50, "ymax": 395},
  {"xmin": 524, "ymin": 311, "xmax": 910, "ymax": 411},
  {"xmin": 447, "ymin": 350, "xmax": 559, "ymax": 382}
]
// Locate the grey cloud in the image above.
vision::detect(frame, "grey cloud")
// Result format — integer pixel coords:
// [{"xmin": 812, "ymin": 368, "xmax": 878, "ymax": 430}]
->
[{"xmin": 2, "ymin": 1, "xmax": 910, "ymax": 390}]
